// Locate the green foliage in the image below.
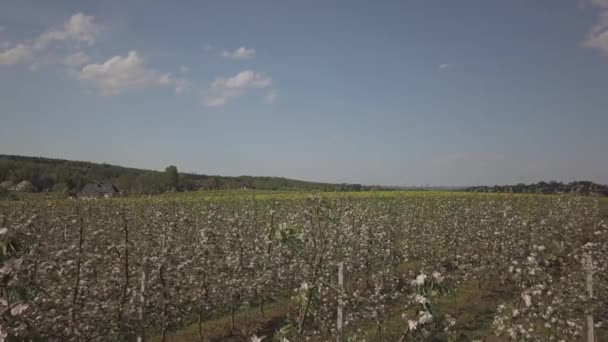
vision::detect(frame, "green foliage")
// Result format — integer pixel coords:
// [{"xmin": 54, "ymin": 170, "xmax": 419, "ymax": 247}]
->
[
  {"xmin": 272, "ymin": 321, "xmax": 296, "ymax": 341},
  {"xmin": 51, "ymin": 182, "xmax": 69, "ymax": 193},
  {"xmin": 164, "ymin": 165, "xmax": 179, "ymax": 191},
  {"xmin": 0, "ymin": 154, "xmax": 386, "ymax": 195},
  {"xmin": 468, "ymin": 180, "xmax": 608, "ymax": 196},
  {"xmin": 0, "ymin": 227, "xmax": 28, "ymax": 264},
  {"xmin": 0, "ymin": 187, "xmax": 16, "ymax": 201},
  {"xmin": 600, "ymin": 198, "xmax": 608, "ymax": 220}
]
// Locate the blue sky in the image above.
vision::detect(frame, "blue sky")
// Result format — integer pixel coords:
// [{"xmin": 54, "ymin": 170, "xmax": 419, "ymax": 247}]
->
[{"xmin": 1, "ymin": 0, "xmax": 608, "ymax": 186}]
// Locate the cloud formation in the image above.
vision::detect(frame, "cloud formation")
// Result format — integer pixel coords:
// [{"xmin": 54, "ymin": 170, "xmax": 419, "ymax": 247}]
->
[
  {"xmin": 584, "ymin": 11, "xmax": 608, "ymax": 54},
  {"xmin": 34, "ymin": 13, "xmax": 100, "ymax": 50},
  {"xmin": 0, "ymin": 44, "xmax": 33, "ymax": 66},
  {"xmin": 0, "ymin": 13, "xmax": 191, "ymax": 96},
  {"xmin": 221, "ymin": 46, "xmax": 256, "ymax": 60},
  {"xmin": 582, "ymin": 0, "xmax": 608, "ymax": 55},
  {"xmin": 589, "ymin": 0, "xmax": 608, "ymax": 7},
  {"xmin": 438, "ymin": 63, "xmax": 452, "ymax": 70},
  {"xmin": 63, "ymin": 51, "xmax": 91, "ymax": 68},
  {"xmin": 0, "ymin": 13, "xmax": 280, "ymax": 105},
  {"xmin": 0, "ymin": 13, "xmax": 101, "ymax": 66},
  {"xmin": 203, "ymin": 70, "xmax": 271, "ymax": 106},
  {"xmin": 77, "ymin": 51, "xmax": 189, "ymax": 95}
]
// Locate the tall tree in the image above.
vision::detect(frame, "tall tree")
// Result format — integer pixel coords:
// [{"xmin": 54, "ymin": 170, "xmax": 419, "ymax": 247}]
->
[{"xmin": 164, "ymin": 165, "xmax": 179, "ymax": 191}]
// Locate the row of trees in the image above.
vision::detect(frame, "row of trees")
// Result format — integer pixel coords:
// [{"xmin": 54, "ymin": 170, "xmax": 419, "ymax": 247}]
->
[
  {"xmin": 0, "ymin": 155, "xmax": 373, "ymax": 195},
  {"xmin": 467, "ymin": 181, "xmax": 608, "ymax": 196},
  {"xmin": 1, "ymin": 194, "xmax": 606, "ymax": 340}
]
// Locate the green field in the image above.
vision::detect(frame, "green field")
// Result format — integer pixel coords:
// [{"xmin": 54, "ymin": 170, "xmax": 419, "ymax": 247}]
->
[
  {"xmin": 1, "ymin": 191, "xmax": 607, "ymax": 341},
  {"xmin": 600, "ymin": 197, "xmax": 608, "ymax": 219}
]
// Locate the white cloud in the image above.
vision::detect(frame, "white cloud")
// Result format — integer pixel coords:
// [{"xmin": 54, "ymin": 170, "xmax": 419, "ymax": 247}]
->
[
  {"xmin": 265, "ymin": 89, "xmax": 278, "ymax": 104},
  {"xmin": 180, "ymin": 65, "xmax": 189, "ymax": 73},
  {"xmin": 590, "ymin": 0, "xmax": 608, "ymax": 7},
  {"xmin": 0, "ymin": 44, "xmax": 33, "ymax": 66},
  {"xmin": 579, "ymin": 0, "xmax": 608, "ymax": 9},
  {"xmin": 34, "ymin": 13, "xmax": 101, "ymax": 50},
  {"xmin": 1, "ymin": 14, "xmax": 191, "ymax": 97},
  {"xmin": 221, "ymin": 46, "xmax": 256, "ymax": 60},
  {"xmin": 203, "ymin": 70, "xmax": 272, "ymax": 107},
  {"xmin": 438, "ymin": 63, "xmax": 452, "ymax": 70},
  {"xmin": 174, "ymin": 78, "xmax": 192, "ymax": 95},
  {"xmin": 583, "ymin": 11, "xmax": 608, "ymax": 54},
  {"xmin": 581, "ymin": 0, "xmax": 608, "ymax": 55},
  {"xmin": 0, "ymin": 13, "xmax": 101, "ymax": 67},
  {"xmin": 63, "ymin": 51, "xmax": 91, "ymax": 68},
  {"xmin": 0, "ymin": 26, "xmax": 5, "ymax": 32},
  {"xmin": 77, "ymin": 51, "xmax": 188, "ymax": 95}
]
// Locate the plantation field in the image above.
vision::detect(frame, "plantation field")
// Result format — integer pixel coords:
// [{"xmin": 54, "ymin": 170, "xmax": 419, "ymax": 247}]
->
[{"xmin": 1, "ymin": 191, "xmax": 607, "ymax": 341}]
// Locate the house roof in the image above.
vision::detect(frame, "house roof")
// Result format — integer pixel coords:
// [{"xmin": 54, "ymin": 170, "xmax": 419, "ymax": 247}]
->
[
  {"xmin": 14, "ymin": 180, "xmax": 34, "ymax": 192},
  {"xmin": 79, "ymin": 183, "xmax": 119, "ymax": 197}
]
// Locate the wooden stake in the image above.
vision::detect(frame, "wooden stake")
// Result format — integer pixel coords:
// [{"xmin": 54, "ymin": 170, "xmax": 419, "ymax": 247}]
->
[
  {"xmin": 337, "ymin": 262, "xmax": 344, "ymax": 342},
  {"xmin": 586, "ymin": 253, "xmax": 595, "ymax": 342}
]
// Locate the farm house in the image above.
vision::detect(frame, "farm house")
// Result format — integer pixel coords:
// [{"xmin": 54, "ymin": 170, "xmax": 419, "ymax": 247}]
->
[{"xmin": 79, "ymin": 183, "xmax": 119, "ymax": 198}]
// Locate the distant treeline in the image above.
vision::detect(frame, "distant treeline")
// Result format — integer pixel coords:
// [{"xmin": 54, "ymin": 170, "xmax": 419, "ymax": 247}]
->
[
  {"xmin": 466, "ymin": 181, "xmax": 608, "ymax": 196},
  {"xmin": 0, "ymin": 154, "xmax": 381, "ymax": 195}
]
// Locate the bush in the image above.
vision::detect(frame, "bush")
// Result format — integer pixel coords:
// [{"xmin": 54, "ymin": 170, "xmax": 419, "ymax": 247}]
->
[
  {"xmin": 0, "ymin": 187, "xmax": 16, "ymax": 200},
  {"xmin": 52, "ymin": 182, "xmax": 69, "ymax": 193}
]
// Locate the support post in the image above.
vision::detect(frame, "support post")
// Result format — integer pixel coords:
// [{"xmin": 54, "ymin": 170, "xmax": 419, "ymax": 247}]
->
[
  {"xmin": 337, "ymin": 262, "xmax": 344, "ymax": 342},
  {"xmin": 585, "ymin": 253, "xmax": 594, "ymax": 342},
  {"xmin": 137, "ymin": 265, "xmax": 147, "ymax": 342}
]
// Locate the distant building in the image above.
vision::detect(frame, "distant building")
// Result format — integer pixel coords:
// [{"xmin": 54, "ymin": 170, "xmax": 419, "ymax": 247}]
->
[
  {"xmin": 14, "ymin": 180, "xmax": 34, "ymax": 192},
  {"xmin": 79, "ymin": 183, "xmax": 119, "ymax": 198}
]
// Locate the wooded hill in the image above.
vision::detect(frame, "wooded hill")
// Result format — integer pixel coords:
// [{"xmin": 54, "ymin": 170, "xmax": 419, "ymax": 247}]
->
[
  {"xmin": 0, "ymin": 154, "xmax": 376, "ymax": 195},
  {"xmin": 466, "ymin": 181, "xmax": 608, "ymax": 196}
]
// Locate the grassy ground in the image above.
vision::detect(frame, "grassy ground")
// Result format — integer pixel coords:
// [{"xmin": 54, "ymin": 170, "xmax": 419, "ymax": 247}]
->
[
  {"xmin": 158, "ymin": 276, "xmax": 517, "ymax": 342},
  {"xmin": 334, "ymin": 274, "xmax": 515, "ymax": 342},
  {"xmin": 160, "ymin": 189, "xmax": 564, "ymax": 201},
  {"xmin": 599, "ymin": 197, "xmax": 608, "ymax": 219},
  {"xmin": 1, "ymin": 189, "xmax": 469, "ymax": 203},
  {"xmin": 9, "ymin": 188, "xmax": 603, "ymax": 204},
  {"xmin": 150, "ymin": 303, "xmax": 289, "ymax": 342},
  {"xmin": 435, "ymin": 280, "xmax": 514, "ymax": 341}
]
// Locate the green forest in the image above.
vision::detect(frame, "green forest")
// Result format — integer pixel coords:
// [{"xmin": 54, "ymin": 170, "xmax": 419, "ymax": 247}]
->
[
  {"xmin": 466, "ymin": 181, "xmax": 608, "ymax": 196},
  {"xmin": 2, "ymin": 154, "xmax": 606, "ymax": 197},
  {"xmin": 0, "ymin": 154, "xmax": 372, "ymax": 195}
]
